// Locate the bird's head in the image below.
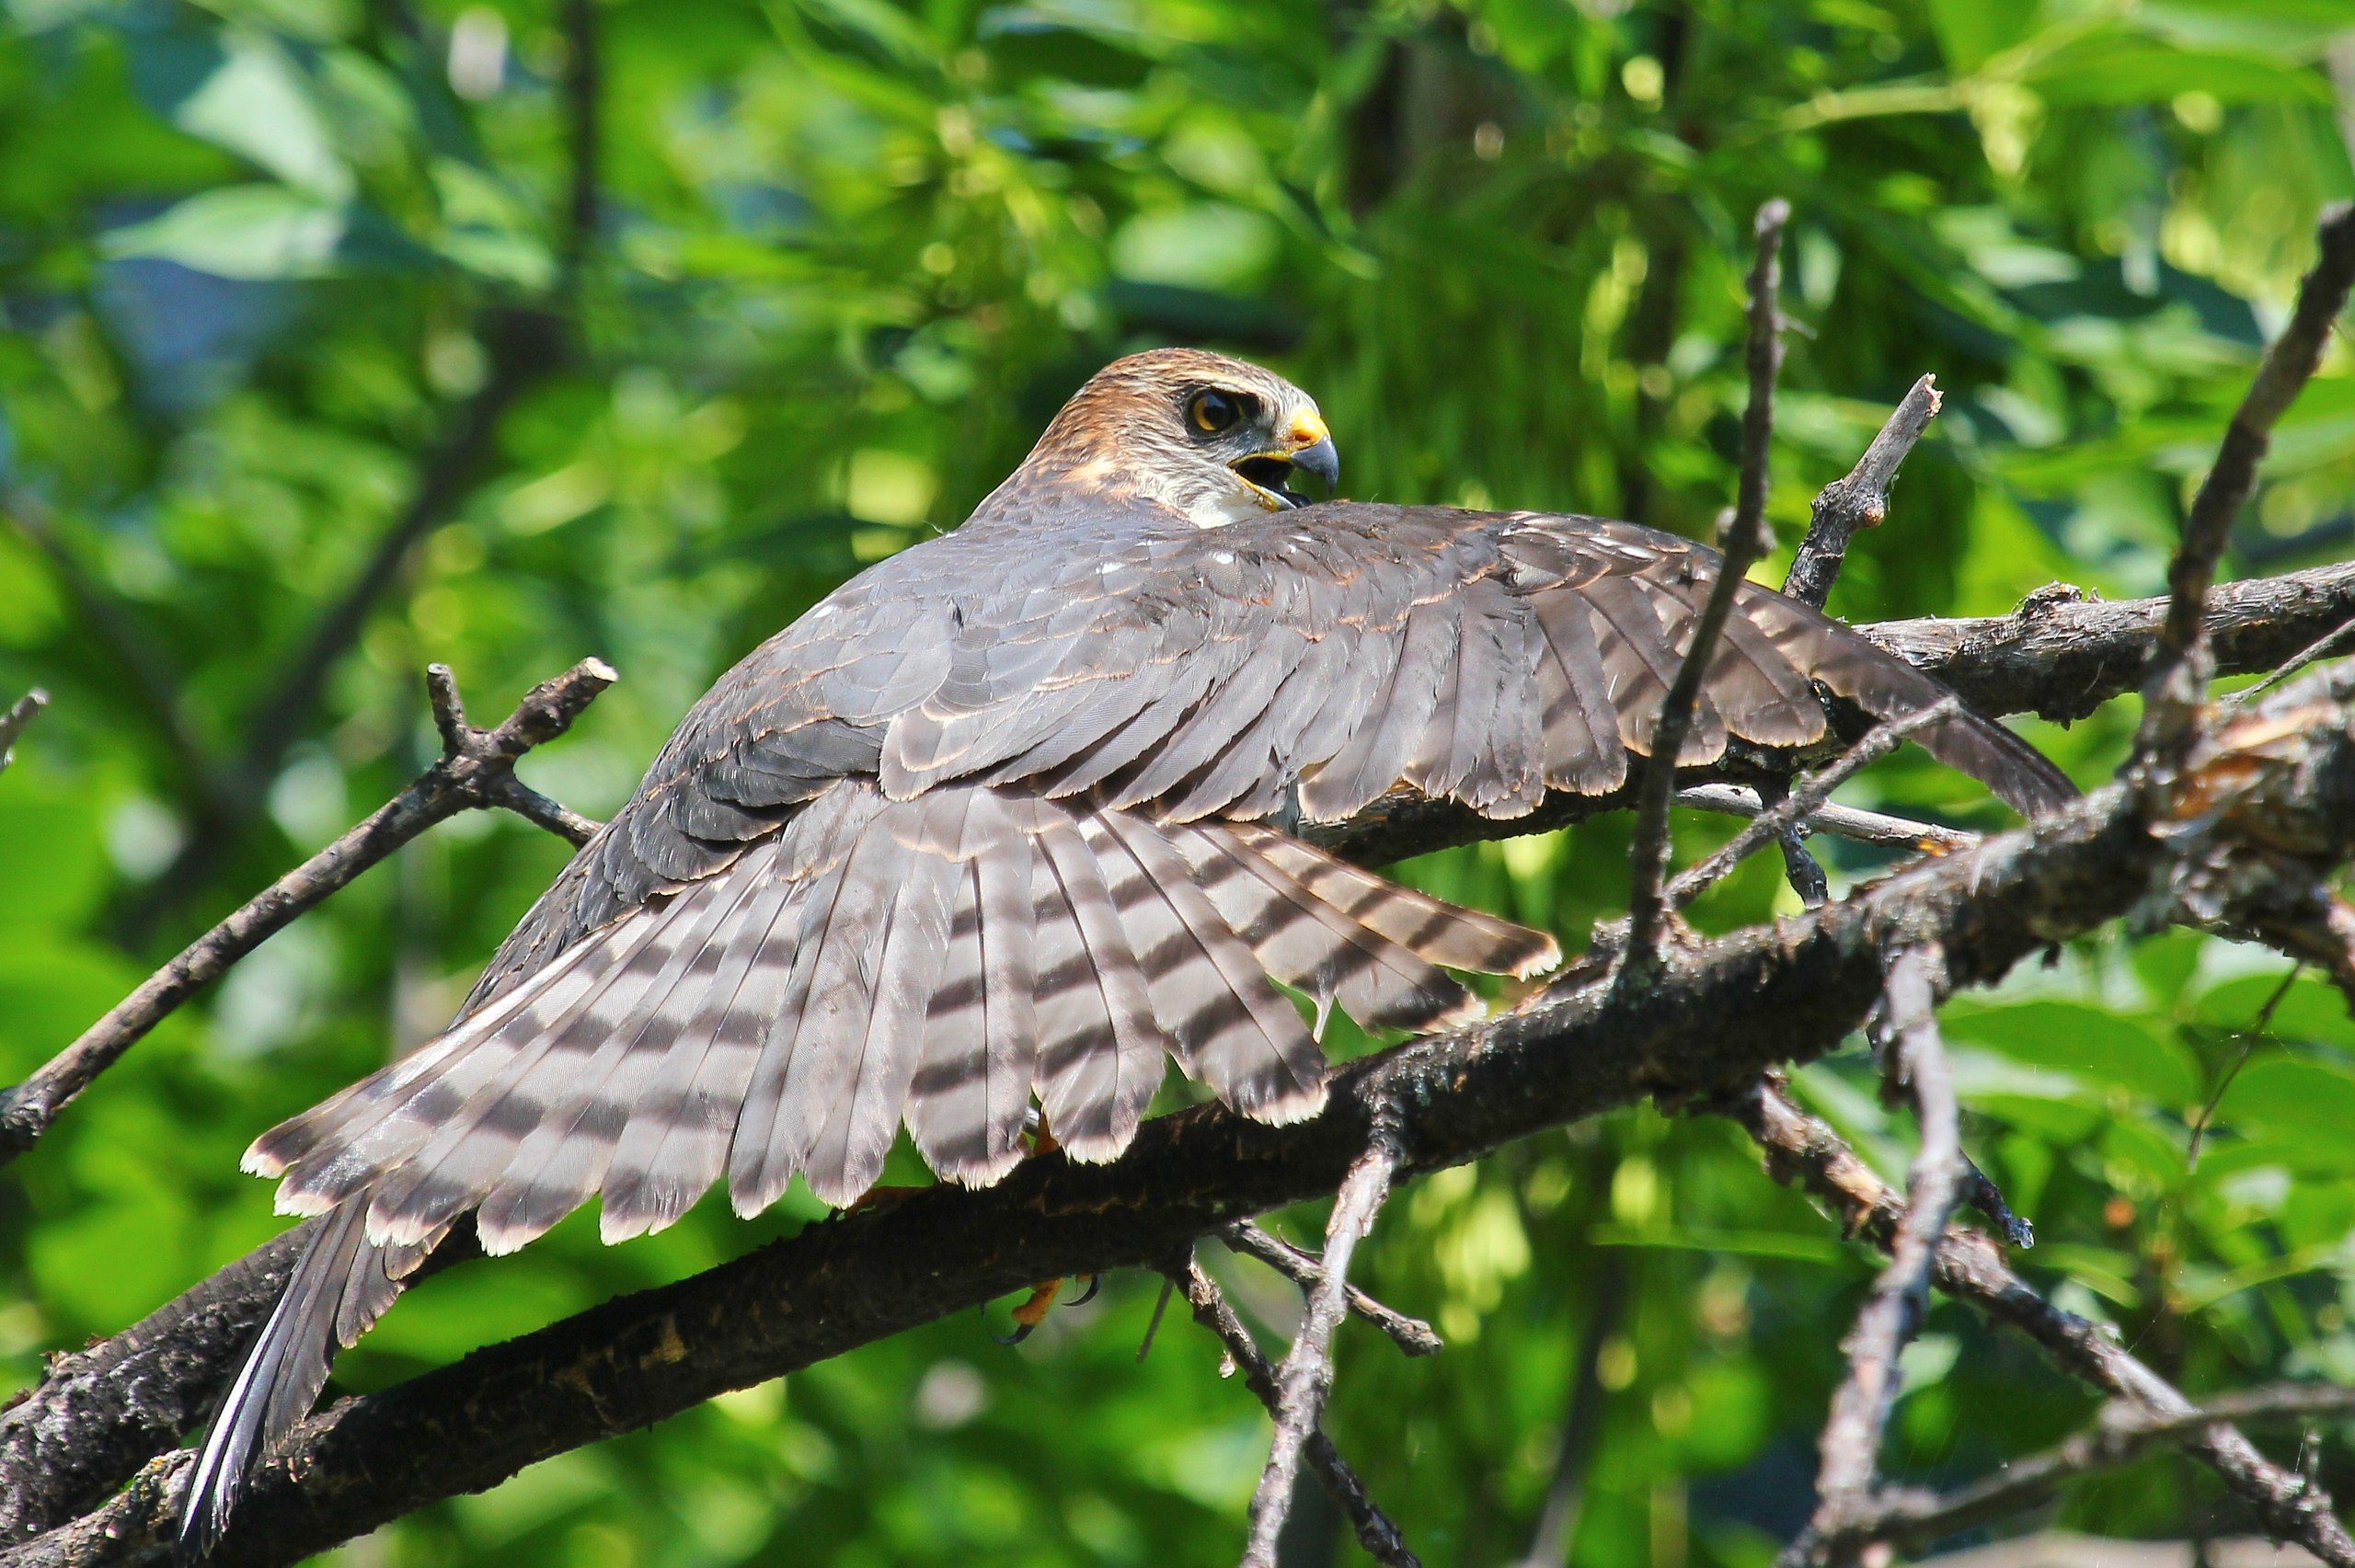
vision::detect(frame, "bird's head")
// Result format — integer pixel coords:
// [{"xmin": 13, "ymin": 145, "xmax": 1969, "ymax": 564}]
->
[{"xmin": 998, "ymin": 349, "xmax": 1340, "ymax": 529}]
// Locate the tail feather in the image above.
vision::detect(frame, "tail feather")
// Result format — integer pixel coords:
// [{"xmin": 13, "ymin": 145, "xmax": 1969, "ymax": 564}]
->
[
  {"xmin": 1165, "ymin": 822, "xmax": 1475, "ymax": 1034},
  {"xmin": 1027, "ymin": 810, "xmax": 1170, "ymax": 1159},
  {"xmin": 906, "ymin": 825, "xmax": 1039, "ymax": 1183},
  {"xmin": 471, "ymin": 868, "xmax": 749, "ymax": 1253},
  {"xmin": 598, "ymin": 848, "xmax": 811, "ymax": 1242},
  {"xmin": 176, "ymin": 1207, "xmax": 435, "ymax": 1566}
]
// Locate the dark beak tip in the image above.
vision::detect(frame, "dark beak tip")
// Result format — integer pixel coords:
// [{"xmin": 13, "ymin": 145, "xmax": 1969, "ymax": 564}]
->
[{"xmin": 1292, "ymin": 436, "xmax": 1340, "ymax": 491}]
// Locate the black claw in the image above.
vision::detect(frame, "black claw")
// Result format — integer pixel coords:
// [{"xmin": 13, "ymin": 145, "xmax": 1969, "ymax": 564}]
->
[
  {"xmin": 994, "ymin": 1322, "xmax": 1038, "ymax": 1346},
  {"xmin": 1067, "ymin": 1275, "xmax": 1101, "ymax": 1308}
]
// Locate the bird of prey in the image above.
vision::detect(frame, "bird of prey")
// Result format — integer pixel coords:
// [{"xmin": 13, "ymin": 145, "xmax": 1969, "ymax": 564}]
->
[{"xmin": 179, "ymin": 348, "xmax": 2070, "ymax": 1557}]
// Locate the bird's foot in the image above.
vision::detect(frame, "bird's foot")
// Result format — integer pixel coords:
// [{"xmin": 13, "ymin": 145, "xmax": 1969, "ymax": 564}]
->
[
  {"xmin": 842, "ymin": 1183, "xmax": 922, "ymax": 1217},
  {"xmin": 997, "ymin": 1276, "xmax": 1099, "ymax": 1345}
]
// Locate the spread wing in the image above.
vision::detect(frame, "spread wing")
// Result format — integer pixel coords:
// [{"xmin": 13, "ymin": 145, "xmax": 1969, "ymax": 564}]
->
[{"xmin": 476, "ymin": 503, "xmax": 2067, "ymax": 1000}]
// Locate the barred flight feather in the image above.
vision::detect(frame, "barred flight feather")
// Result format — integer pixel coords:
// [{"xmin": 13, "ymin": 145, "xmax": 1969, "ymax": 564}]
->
[{"xmin": 245, "ymin": 781, "xmax": 1550, "ymax": 1255}]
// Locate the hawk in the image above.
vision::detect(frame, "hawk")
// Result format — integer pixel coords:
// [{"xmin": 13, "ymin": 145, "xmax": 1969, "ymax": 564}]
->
[{"xmin": 179, "ymin": 349, "xmax": 2070, "ymax": 1556}]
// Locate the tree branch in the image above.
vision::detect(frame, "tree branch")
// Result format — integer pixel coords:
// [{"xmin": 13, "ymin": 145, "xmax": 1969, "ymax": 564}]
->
[
  {"xmin": 0, "ymin": 689, "xmax": 44, "ymax": 776},
  {"xmin": 1675, "ymin": 784, "xmax": 1976, "ymax": 856},
  {"xmin": 2, "ymin": 493, "xmax": 237, "ymax": 824},
  {"xmin": 1783, "ymin": 944, "xmax": 1964, "ymax": 1567},
  {"xmin": 2138, "ymin": 202, "xmax": 2355, "ymax": 765},
  {"xmin": 0, "ymin": 660, "xmax": 613, "ymax": 1169},
  {"xmin": 557, "ymin": 0, "xmax": 603, "ymax": 286},
  {"xmin": 15, "ymin": 655, "xmax": 2355, "ymax": 1566},
  {"xmin": 1626, "ymin": 197, "xmax": 1789, "ymax": 968},
  {"xmin": 1166, "ymin": 1255, "xmax": 1421, "ymax": 1568},
  {"xmin": 130, "ymin": 309, "xmax": 574, "ymax": 937},
  {"xmin": 1217, "ymin": 1222, "xmax": 1442, "ymax": 1357},
  {"xmin": 1669, "ymin": 700, "xmax": 1960, "ymax": 908},
  {"xmin": 1723, "ymin": 1078, "xmax": 2355, "ymax": 1566},
  {"xmin": 1782, "ymin": 375, "xmax": 1943, "ymax": 612},
  {"xmin": 1862, "ymin": 562, "xmax": 2355, "ymax": 727},
  {"xmin": 1853, "ymin": 1384, "xmax": 2355, "ymax": 1556},
  {"xmin": 1514, "ymin": 1250, "xmax": 1631, "ymax": 1568},
  {"xmin": 1242, "ymin": 1136, "xmax": 1399, "ymax": 1566}
]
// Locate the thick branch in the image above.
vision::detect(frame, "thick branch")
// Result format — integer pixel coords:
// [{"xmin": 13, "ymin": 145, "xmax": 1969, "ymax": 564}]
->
[
  {"xmin": 0, "ymin": 661, "xmax": 613, "ymax": 1168},
  {"xmin": 1863, "ymin": 562, "xmax": 2355, "ymax": 727},
  {"xmin": 1626, "ymin": 198, "xmax": 1788, "ymax": 966},
  {"xmin": 17, "ymin": 661, "xmax": 2355, "ymax": 1566},
  {"xmin": 2139, "ymin": 202, "xmax": 2355, "ymax": 760}
]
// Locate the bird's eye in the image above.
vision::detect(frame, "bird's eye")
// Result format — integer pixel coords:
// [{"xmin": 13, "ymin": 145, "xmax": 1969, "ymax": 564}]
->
[{"xmin": 1188, "ymin": 388, "xmax": 1248, "ymax": 436}]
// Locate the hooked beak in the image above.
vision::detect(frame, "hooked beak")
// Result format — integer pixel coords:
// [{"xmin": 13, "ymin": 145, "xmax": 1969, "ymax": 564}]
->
[
  {"xmin": 1231, "ymin": 412, "xmax": 1340, "ymax": 511},
  {"xmin": 1290, "ymin": 434, "xmax": 1339, "ymax": 491}
]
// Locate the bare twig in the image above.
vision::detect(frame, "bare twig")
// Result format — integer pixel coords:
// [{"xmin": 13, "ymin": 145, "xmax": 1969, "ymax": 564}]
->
[
  {"xmin": 2239, "ymin": 612, "xmax": 2355, "ymax": 705},
  {"xmin": 2137, "ymin": 202, "xmax": 2355, "ymax": 768},
  {"xmin": 0, "ymin": 660, "xmax": 612, "ymax": 1167},
  {"xmin": 1727, "ymin": 1077, "xmax": 2355, "ymax": 1567},
  {"xmin": 1784, "ymin": 944, "xmax": 1964, "ymax": 1567},
  {"xmin": 2188, "ymin": 967, "xmax": 2299, "ymax": 1171},
  {"xmin": 1783, "ymin": 375, "xmax": 1943, "ymax": 612},
  {"xmin": 0, "ymin": 689, "xmax": 44, "ymax": 774},
  {"xmin": 1625, "ymin": 197, "xmax": 1790, "ymax": 968},
  {"xmin": 1852, "ymin": 1383, "xmax": 2355, "ymax": 1556},
  {"xmin": 1675, "ymin": 784, "xmax": 1978, "ymax": 855},
  {"xmin": 1959, "ymin": 1154, "xmax": 2034, "ymax": 1250},
  {"xmin": 1218, "ymin": 1222, "xmax": 1442, "ymax": 1357},
  {"xmin": 1167, "ymin": 1253, "xmax": 1421, "ymax": 1568},
  {"xmin": 1669, "ymin": 698, "xmax": 1962, "ymax": 908},
  {"xmin": 1243, "ymin": 1137, "xmax": 1402, "ymax": 1567},
  {"xmin": 1754, "ymin": 778, "xmax": 1833, "ymax": 906}
]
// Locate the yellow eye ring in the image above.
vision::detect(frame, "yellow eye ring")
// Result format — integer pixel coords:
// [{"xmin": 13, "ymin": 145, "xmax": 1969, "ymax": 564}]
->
[{"xmin": 1189, "ymin": 388, "xmax": 1245, "ymax": 435}]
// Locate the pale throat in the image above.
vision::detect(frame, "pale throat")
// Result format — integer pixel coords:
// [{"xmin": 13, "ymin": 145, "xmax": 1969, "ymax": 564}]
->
[{"xmin": 1054, "ymin": 450, "xmax": 1276, "ymax": 530}]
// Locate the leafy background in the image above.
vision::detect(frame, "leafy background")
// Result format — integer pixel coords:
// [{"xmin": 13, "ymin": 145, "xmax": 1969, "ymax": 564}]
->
[{"xmin": 4, "ymin": 0, "xmax": 2355, "ymax": 1562}]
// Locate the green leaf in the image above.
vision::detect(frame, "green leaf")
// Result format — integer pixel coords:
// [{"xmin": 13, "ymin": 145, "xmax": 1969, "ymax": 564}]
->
[
  {"xmin": 2022, "ymin": 36, "xmax": 2334, "ymax": 105},
  {"xmin": 2215, "ymin": 1056, "xmax": 2355, "ymax": 1139},
  {"xmin": 1929, "ymin": 0, "xmax": 2039, "ymax": 73},
  {"xmin": 103, "ymin": 186, "xmax": 432, "ymax": 280},
  {"xmin": 1945, "ymin": 1001, "xmax": 2202, "ymax": 1106},
  {"xmin": 130, "ymin": 27, "xmax": 351, "ymax": 200}
]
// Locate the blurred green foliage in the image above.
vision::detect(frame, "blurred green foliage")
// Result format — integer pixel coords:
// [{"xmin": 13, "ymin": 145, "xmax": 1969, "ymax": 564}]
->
[{"xmin": 4, "ymin": 0, "xmax": 2355, "ymax": 1562}]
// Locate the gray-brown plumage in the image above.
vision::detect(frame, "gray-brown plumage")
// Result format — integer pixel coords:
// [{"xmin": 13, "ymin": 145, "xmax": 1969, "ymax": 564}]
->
[{"xmin": 179, "ymin": 348, "xmax": 2071, "ymax": 1561}]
